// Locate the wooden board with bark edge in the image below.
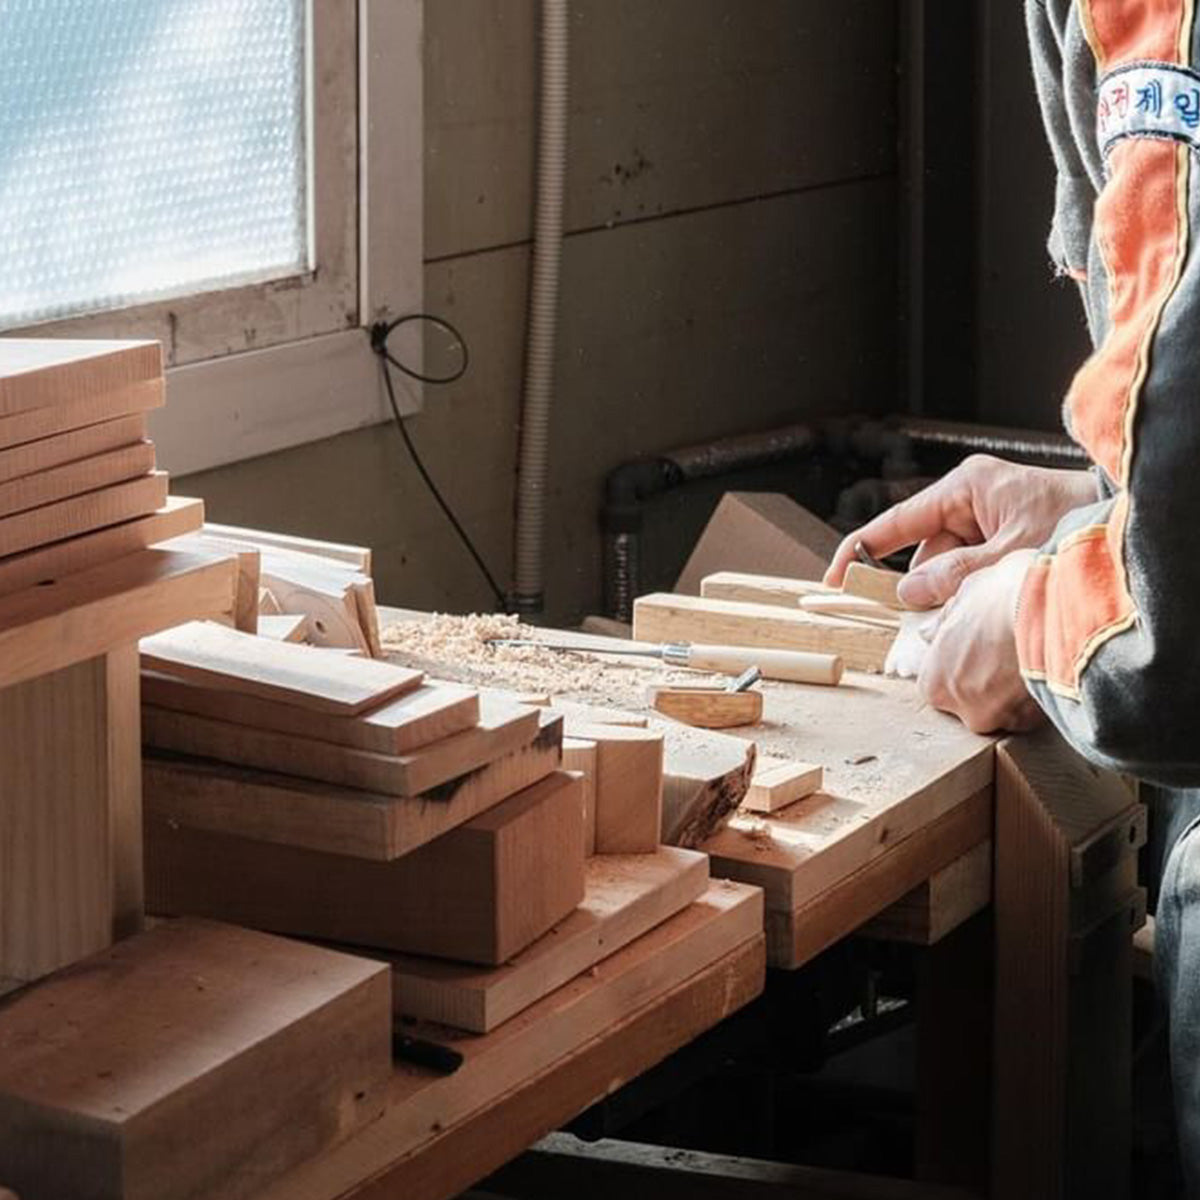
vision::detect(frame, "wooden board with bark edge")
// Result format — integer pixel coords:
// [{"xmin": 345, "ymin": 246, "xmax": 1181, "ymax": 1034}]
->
[
  {"xmin": 0, "ymin": 496, "xmax": 202, "ymax": 598},
  {"xmin": 253, "ymin": 883, "xmax": 765, "ymax": 1200},
  {"xmin": 140, "ymin": 620, "xmax": 422, "ymax": 716},
  {"xmin": 389, "ymin": 847, "xmax": 710, "ymax": 1031},
  {"xmin": 143, "ymin": 698, "xmax": 540, "ymax": 798},
  {"xmin": 145, "ymin": 771, "xmax": 586, "ymax": 965},
  {"xmin": 142, "ymin": 711, "xmax": 565, "ymax": 861},
  {"xmin": 633, "ymin": 592, "xmax": 896, "ymax": 674},
  {"xmin": 0, "ymin": 548, "xmax": 236, "ymax": 691}
]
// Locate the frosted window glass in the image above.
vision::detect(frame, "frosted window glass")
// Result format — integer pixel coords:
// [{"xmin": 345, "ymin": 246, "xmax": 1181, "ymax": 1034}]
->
[{"xmin": 0, "ymin": 0, "xmax": 308, "ymax": 329}]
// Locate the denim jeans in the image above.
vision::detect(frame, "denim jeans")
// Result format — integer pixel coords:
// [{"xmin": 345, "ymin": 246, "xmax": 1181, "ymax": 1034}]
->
[{"xmin": 1151, "ymin": 786, "xmax": 1200, "ymax": 1193}]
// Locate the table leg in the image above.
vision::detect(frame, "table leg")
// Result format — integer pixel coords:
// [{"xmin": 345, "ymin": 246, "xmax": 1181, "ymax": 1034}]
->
[{"xmin": 0, "ymin": 645, "xmax": 142, "ymax": 984}]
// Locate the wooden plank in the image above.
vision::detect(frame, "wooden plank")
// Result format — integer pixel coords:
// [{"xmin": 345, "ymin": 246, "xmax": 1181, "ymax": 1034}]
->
[
  {"xmin": 0, "ymin": 377, "xmax": 164, "ymax": 450},
  {"xmin": 489, "ymin": 1134, "xmax": 981, "ymax": 1200},
  {"xmin": 258, "ymin": 613, "xmax": 309, "ymax": 641},
  {"xmin": 143, "ymin": 697, "xmax": 540, "ymax": 798},
  {"xmin": 0, "ymin": 649, "xmax": 141, "ymax": 984},
  {"xmin": 0, "ymin": 470, "xmax": 168, "ymax": 559},
  {"xmin": 765, "ymin": 785, "xmax": 993, "ymax": 970},
  {"xmin": 842, "ymin": 561, "xmax": 905, "ymax": 609},
  {"xmin": 0, "ymin": 496, "xmax": 203, "ymax": 598},
  {"xmin": 860, "ymin": 840, "xmax": 992, "ymax": 945},
  {"xmin": 563, "ymin": 736, "xmax": 599, "ymax": 855},
  {"xmin": 633, "ymin": 593, "xmax": 896, "ymax": 674},
  {"xmin": 389, "ymin": 848, "xmax": 710, "ymax": 1031},
  {"xmin": 676, "ymin": 493, "xmax": 840, "ymax": 595},
  {"xmin": 0, "ymin": 919, "xmax": 391, "ymax": 1200},
  {"xmin": 161, "ymin": 532, "xmax": 261, "ymax": 633},
  {"xmin": 203, "ymin": 521, "xmax": 372, "ymax": 572},
  {"xmin": 0, "ymin": 338, "xmax": 161, "ymax": 416},
  {"xmin": 142, "ymin": 711, "xmax": 565, "ymax": 861},
  {"xmin": 0, "ymin": 440, "xmax": 155, "ymax": 519},
  {"xmin": 661, "ymin": 728, "xmax": 756, "ymax": 847},
  {"xmin": 701, "ymin": 570, "xmax": 831, "ymax": 607},
  {"xmin": 547, "ymin": 698, "xmax": 649, "ymax": 728},
  {"xmin": 146, "ymin": 771, "xmax": 587, "ymax": 965},
  {"xmin": 256, "ymin": 883, "xmax": 765, "ymax": 1200},
  {"xmin": 140, "ymin": 670, "xmax": 479, "ymax": 755},
  {"xmin": 140, "ymin": 620, "xmax": 422, "ymax": 716},
  {"xmin": 0, "ymin": 548, "xmax": 236, "ymax": 691},
  {"xmin": 992, "ymin": 729, "xmax": 1145, "ymax": 1200},
  {"xmin": 564, "ymin": 722, "xmax": 663, "ymax": 854},
  {"xmin": 741, "ymin": 755, "xmax": 824, "ymax": 814},
  {"xmin": 799, "ymin": 593, "xmax": 902, "ymax": 629},
  {"xmin": 0, "ymin": 413, "xmax": 147, "ymax": 483},
  {"xmin": 257, "ymin": 547, "xmax": 375, "ymax": 653}
]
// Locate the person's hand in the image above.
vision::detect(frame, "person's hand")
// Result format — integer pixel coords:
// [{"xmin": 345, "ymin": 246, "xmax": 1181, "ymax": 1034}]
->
[
  {"xmin": 824, "ymin": 455, "xmax": 1096, "ymax": 609},
  {"xmin": 918, "ymin": 550, "xmax": 1044, "ymax": 734}
]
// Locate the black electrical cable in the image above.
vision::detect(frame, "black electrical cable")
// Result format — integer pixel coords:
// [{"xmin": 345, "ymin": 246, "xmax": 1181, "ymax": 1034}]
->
[{"xmin": 369, "ymin": 317, "xmax": 507, "ymax": 609}]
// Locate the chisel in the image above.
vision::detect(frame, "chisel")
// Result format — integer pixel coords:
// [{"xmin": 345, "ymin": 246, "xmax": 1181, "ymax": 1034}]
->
[{"xmin": 488, "ymin": 639, "xmax": 843, "ymax": 686}]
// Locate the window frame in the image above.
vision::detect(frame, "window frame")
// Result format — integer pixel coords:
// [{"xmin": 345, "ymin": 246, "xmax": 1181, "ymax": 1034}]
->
[{"xmin": 1, "ymin": 0, "xmax": 423, "ymax": 475}]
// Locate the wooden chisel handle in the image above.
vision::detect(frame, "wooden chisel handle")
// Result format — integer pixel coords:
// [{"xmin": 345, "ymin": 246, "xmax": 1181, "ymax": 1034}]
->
[{"xmin": 685, "ymin": 644, "xmax": 843, "ymax": 686}]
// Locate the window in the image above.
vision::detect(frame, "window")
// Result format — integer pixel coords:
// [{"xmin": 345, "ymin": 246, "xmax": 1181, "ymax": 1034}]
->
[{"xmin": 0, "ymin": 0, "xmax": 423, "ymax": 473}]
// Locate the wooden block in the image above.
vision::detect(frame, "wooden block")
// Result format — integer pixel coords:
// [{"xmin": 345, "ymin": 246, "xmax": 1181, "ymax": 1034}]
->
[
  {"xmin": 203, "ymin": 521, "xmax": 372, "ymax": 573},
  {"xmin": 0, "ymin": 470, "xmax": 168, "ymax": 559},
  {"xmin": 701, "ymin": 570, "xmax": 832, "ymax": 607},
  {"xmin": 143, "ymin": 711, "xmax": 564, "ymax": 861},
  {"xmin": 146, "ymin": 772, "xmax": 587, "ymax": 965},
  {"xmin": 0, "ymin": 548, "xmax": 237, "ymax": 692},
  {"xmin": 563, "ymin": 737, "xmax": 598, "ymax": 855},
  {"xmin": 0, "ymin": 495, "xmax": 203, "ymax": 598},
  {"xmin": 258, "ymin": 548, "xmax": 375, "ymax": 653},
  {"xmin": 676, "ymin": 493, "xmax": 840, "ymax": 595},
  {"xmin": 144, "ymin": 697, "xmax": 541, "ymax": 797},
  {"xmin": 390, "ymin": 848, "xmax": 710, "ymax": 1031},
  {"xmin": 0, "ymin": 412, "xmax": 148, "ymax": 484},
  {"xmin": 661, "ymin": 728, "xmax": 756, "ymax": 847},
  {"xmin": 0, "ymin": 339, "xmax": 161, "ymax": 416},
  {"xmin": 650, "ymin": 685, "xmax": 763, "ymax": 729},
  {"xmin": 842, "ymin": 561, "xmax": 906, "ymax": 609},
  {"xmin": 0, "ymin": 377, "xmax": 164, "ymax": 450},
  {"xmin": 564, "ymin": 723, "xmax": 663, "ymax": 854},
  {"xmin": 258, "ymin": 612, "xmax": 309, "ymax": 642},
  {"xmin": 255, "ymin": 883, "xmax": 764, "ymax": 1200},
  {"xmin": 860, "ymin": 839, "xmax": 992, "ymax": 945},
  {"xmin": 741, "ymin": 755, "xmax": 824, "ymax": 814},
  {"xmin": 799, "ymin": 592, "xmax": 902, "ymax": 629},
  {"xmin": 0, "ymin": 648, "xmax": 141, "ymax": 985},
  {"xmin": 547, "ymin": 698, "xmax": 648, "ymax": 728},
  {"xmin": 0, "ymin": 440, "xmax": 156, "ymax": 519},
  {"xmin": 0, "ymin": 919, "xmax": 391, "ymax": 1200},
  {"xmin": 162, "ymin": 532, "xmax": 261, "ymax": 633},
  {"xmin": 633, "ymin": 592, "xmax": 896, "ymax": 674},
  {"xmin": 141, "ymin": 669, "xmax": 479, "ymax": 755},
  {"xmin": 140, "ymin": 620, "xmax": 422, "ymax": 715}
]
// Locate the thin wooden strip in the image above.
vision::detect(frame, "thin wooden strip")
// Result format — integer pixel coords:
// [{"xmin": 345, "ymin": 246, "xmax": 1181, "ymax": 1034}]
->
[
  {"xmin": 0, "ymin": 496, "xmax": 203, "ymax": 598},
  {"xmin": 0, "ymin": 377, "xmax": 164, "ymax": 450},
  {"xmin": 202, "ymin": 522, "xmax": 372, "ymax": 572},
  {"xmin": 142, "ymin": 711, "xmax": 565, "ymax": 861},
  {"xmin": 142, "ymin": 698, "xmax": 542, "ymax": 797},
  {"xmin": 389, "ymin": 848, "xmax": 711, "ymax": 1032},
  {"xmin": 700, "ymin": 571, "xmax": 832, "ymax": 607},
  {"xmin": 141, "ymin": 671, "xmax": 480, "ymax": 755},
  {"xmin": 0, "ymin": 413, "xmax": 148, "ymax": 484},
  {"xmin": 799, "ymin": 593, "xmax": 902, "ymax": 629},
  {"xmin": 139, "ymin": 620, "xmax": 422, "ymax": 716},
  {"xmin": 0, "ymin": 339, "xmax": 161, "ymax": 416},
  {"xmin": 0, "ymin": 471, "xmax": 168, "ymax": 559}
]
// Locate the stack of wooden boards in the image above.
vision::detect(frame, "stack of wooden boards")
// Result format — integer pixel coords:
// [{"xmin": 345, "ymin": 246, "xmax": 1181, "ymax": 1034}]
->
[
  {"xmin": 0, "ymin": 339, "xmax": 207, "ymax": 597},
  {"xmin": 633, "ymin": 562, "xmax": 910, "ymax": 674},
  {"xmin": 139, "ymin": 620, "xmax": 735, "ymax": 1036}
]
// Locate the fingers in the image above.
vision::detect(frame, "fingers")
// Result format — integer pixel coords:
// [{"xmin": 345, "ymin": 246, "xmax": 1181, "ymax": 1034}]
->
[
  {"xmin": 898, "ymin": 542, "xmax": 1001, "ymax": 610},
  {"xmin": 823, "ymin": 482, "xmax": 955, "ymax": 586},
  {"xmin": 909, "ymin": 530, "xmax": 966, "ymax": 571}
]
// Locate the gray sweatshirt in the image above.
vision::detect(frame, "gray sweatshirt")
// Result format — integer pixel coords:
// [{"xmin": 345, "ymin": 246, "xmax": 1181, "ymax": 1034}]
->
[{"xmin": 1022, "ymin": 0, "xmax": 1200, "ymax": 784}]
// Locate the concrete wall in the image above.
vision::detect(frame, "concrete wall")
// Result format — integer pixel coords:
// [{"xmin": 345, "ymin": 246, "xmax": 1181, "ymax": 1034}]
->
[{"xmin": 179, "ymin": 1, "xmax": 900, "ymax": 624}]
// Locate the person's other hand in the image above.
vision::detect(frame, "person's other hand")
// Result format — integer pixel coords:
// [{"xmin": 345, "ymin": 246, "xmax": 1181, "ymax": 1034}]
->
[
  {"xmin": 824, "ymin": 455, "xmax": 1096, "ymax": 609},
  {"xmin": 917, "ymin": 550, "xmax": 1044, "ymax": 734}
]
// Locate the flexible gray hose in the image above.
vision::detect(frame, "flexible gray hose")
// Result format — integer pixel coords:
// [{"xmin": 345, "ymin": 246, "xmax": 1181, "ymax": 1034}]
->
[{"xmin": 512, "ymin": 0, "xmax": 569, "ymax": 612}]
